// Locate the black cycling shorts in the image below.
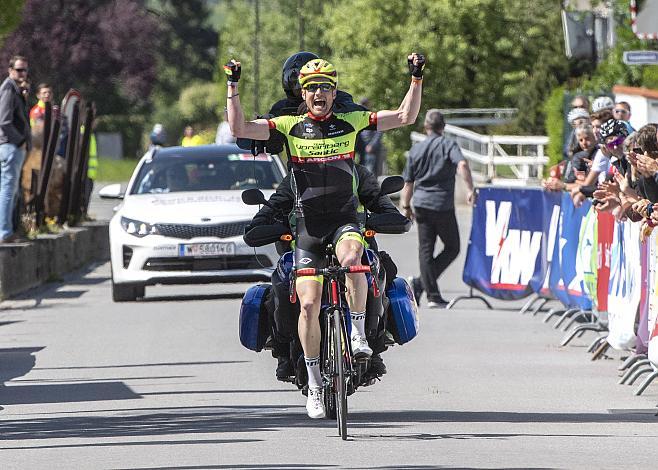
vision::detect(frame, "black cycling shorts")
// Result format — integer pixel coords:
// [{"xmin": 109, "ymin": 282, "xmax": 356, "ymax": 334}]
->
[{"xmin": 294, "ymin": 215, "xmax": 365, "ymax": 280}]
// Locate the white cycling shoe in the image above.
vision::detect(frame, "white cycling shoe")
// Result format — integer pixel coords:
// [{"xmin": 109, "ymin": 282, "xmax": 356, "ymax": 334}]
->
[
  {"xmin": 306, "ymin": 386, "xmax": 326, "ymax": 419},
  {"xmin": 351, "ymin": 334, "xmax": 373, "ymax": 359}
]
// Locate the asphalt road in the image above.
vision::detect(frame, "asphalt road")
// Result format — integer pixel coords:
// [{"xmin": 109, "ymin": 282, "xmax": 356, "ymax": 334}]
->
[{"xmin": 1, "ymin": 201, "xmax": 658, "ymax": 469}]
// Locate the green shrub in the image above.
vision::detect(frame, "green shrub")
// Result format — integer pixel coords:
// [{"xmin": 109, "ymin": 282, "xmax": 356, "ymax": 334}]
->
[{"xmin": 544, "ymin": 85, "xmax": 565, "ymax": 168}]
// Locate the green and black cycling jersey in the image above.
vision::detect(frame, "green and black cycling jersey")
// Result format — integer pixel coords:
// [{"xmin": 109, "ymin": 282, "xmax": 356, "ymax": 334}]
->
[{"xmin": 267, "ymin": 111, "xmax": 377, "ymax": 219}]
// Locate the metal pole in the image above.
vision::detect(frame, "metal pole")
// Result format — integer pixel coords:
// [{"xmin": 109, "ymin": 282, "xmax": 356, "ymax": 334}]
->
[
  {"xmin": 299, "ymin": 0, "xmax": 304, "ymax": 50},
  {"xmin": 254, "ymin": 0, "xmax": 260, "ymax": 114}
]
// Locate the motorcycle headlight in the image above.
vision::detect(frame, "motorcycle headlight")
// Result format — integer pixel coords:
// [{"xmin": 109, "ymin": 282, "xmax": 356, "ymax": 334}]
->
[{"xmin": 120, "ymin": 216, "xmax": 159, "ymax": 238}]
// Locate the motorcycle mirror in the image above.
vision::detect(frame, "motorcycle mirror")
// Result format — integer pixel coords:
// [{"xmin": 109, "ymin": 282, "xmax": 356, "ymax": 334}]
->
[
  {"xmin": 241, "ymin": 188, "xmax": 267, "ymax": 206},
  {"xmin": 379, "ymin": 175, "xmax": 404, "ymax": 196}
]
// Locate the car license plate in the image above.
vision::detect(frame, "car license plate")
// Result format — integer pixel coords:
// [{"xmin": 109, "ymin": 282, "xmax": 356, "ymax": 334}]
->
[{"xmin": 179, "ymin": 242, "xmax": 235, "ymax": 257}]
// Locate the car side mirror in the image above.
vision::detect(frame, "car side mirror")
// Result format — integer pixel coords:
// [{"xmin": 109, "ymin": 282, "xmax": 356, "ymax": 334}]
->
[
  {"xmin": 99, "ymin": 183, "xmax": 124, "ymax": 199},
  {"xmin": 379, "ymin": 175, "xmax": 404, "ymax": 196},
  {"xmin": 241, "ymin": 188, "xmax": 267, "ymax": 206}
]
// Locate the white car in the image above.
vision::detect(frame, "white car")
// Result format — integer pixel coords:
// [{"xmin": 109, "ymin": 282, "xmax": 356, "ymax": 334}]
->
[{"xmin": 101, "ymin": 144, "xmax": 286, "ymax": 302}]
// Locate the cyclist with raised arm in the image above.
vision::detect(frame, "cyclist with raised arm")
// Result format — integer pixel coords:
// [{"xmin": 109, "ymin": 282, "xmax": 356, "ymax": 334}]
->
[{"xmin": 225, "ymin": 54, "xmax": 424, "ymax": 419}]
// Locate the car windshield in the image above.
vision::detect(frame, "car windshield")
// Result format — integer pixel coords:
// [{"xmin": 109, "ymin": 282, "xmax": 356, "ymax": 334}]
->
[{"xmin": 130, "ymin": 153, "xmax": 283, "ymax": 195}]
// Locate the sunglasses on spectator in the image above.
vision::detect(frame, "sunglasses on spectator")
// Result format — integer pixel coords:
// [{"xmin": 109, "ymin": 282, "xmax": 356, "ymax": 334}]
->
[
  {"xmin": 605, "ymin": 136, "xmax": 625, "ymax": 149},
  {"xmin": 613, "ymin": 108, "xmax": 628, "ymax": 115},
  {"xmin": 12, "ymin": 67, "xmax": 28, "ymax": 73},
  {"xmin": 304, "ymin": 83, "xmax": 334, "ymax": 92}
]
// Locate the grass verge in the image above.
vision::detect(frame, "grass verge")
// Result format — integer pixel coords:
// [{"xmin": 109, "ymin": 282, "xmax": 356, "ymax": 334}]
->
[{"xmin": 97, "ymin": 157, "xmax": 139, "ymax": 182}]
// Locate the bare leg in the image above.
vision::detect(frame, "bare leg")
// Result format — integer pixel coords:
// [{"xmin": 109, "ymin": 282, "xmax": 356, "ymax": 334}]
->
[
  {"xmin": 336, "ymin": 239, "xmax": 367, "ymax": 313},
  {"xmin": 296, "ymin": 278, "xmax": 323, "ymax": 358}
]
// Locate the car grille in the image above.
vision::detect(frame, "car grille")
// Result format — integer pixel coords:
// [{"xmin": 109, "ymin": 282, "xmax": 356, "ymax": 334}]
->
[
  {"xmin": 143, "ymin": 255, "xmax": 272, "ymax": 271},
  {"xmin": 154, "ymin": 221, "xmax": 250, "ymax": 240}
]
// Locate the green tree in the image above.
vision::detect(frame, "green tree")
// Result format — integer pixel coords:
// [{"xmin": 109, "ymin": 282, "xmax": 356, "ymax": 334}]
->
[
  {"xmin": 0, "ymin": 0, "xmax": 24, "ymax": 48},
  {"xmin": 325, "ymin": 0, "xmax": 569, "ymax": 170},
  {"xmin": 216, "ymin": 0, "xmax": 337, "ymax": 119}
]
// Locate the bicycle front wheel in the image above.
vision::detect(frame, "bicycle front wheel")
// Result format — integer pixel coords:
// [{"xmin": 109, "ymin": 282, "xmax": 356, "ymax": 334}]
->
[{"xmin": 333, "ymin": 309, "xmax": 348, "ymax": 439}]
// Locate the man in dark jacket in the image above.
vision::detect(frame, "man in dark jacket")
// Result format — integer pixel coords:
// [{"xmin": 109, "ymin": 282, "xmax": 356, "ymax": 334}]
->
[
  {"xmin": 249, "ymin": 164, "xmax": 401, "ymax": 381},
  {"xmin": 0, "ymin": 55, "xmax": 31, "ymax": 242}
]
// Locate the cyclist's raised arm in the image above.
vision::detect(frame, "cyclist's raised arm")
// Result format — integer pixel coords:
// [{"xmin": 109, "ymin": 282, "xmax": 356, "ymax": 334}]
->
[
  {"xmin": 224, "ymin": 59, "xmax": 270, "ymax": 140},
  {"xmin": 376, "ymin": 53, "xmax": 424, "ymax": 132}
]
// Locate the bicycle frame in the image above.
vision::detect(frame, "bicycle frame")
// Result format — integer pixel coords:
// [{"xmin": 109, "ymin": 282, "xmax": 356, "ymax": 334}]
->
[{"xmin": 292, "ymin": 248, "xmax": 375, "ymax": 439}]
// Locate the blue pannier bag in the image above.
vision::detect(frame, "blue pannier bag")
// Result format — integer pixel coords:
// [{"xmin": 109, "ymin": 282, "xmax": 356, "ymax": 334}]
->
[
  {"xmin": 386, "ymin": 277, "xmax": 419, "ymax": 344},
  {"xmin": 239, "ymin": 284, "xmax": 270, "ymax": 352}
]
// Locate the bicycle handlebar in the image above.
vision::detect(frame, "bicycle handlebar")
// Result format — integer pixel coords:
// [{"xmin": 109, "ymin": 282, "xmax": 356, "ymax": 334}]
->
[{"xmin": 296, "ymin": 265, "xmax": 372, "ymax": 277}]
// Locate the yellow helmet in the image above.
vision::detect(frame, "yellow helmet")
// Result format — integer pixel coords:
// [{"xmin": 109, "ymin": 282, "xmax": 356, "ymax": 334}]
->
[{"xmin": 298, "ymin": 59, "xmax": 337, "ymax": 88}]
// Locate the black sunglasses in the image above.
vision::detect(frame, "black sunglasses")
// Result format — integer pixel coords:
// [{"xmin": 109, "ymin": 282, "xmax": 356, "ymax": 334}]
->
[
  {"xmin": 304, "ymin": 83, "xmax": 334, "ymax": 93},
  {"xmin": 12, "ymin": 67, "xmax": 28, "ymax": 73}
]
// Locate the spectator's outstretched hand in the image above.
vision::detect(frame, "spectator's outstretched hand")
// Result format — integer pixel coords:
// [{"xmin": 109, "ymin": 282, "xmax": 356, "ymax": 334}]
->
[
  {"xmin": 572, "ymin": 191, "xmax": 586, "ymax": 208},
  {"xmin": 542, "ymin": 178, "xmax": 564, "ymax": 191},
  {"xmin": 637, "ymin": 153, "xmax": 658, "ymax": 177},
  {"xmin": 600, "ymin": 180, "xmax": 620, "ymax": 195}
]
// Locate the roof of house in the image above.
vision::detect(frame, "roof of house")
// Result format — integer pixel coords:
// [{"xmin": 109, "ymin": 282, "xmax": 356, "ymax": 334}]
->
[{"xmin": 613, "ymin": 85, "xmax": 658, "ymax": 100}]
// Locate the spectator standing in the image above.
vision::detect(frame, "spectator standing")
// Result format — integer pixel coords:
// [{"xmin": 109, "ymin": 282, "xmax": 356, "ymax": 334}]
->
[
  {"xmin": 356, "ymin": 97, "xmax": 386, "ymax": 176},
  {"xmin": 215, "ymin": 110, "xmax": 236, "ymax": 145},
  {"xmin": 400, "ymin": 109, "xmax": 475, "ymax": 308},
  {"xmin": 23, "ymin": 83, "xmax": 53, "ymax": 205},
  {"xmin": 563, "ymin": 107, "xmax": 590, "ymax": 160},
  {"xmin": 613, "ymin": 101, "xmax": 635, "ymax": 133},
  {"xmin": 28, "ymin": 83, "xmax": 52, "ymax": 127},
  {"xmin": 181, "ymin": 125, "xmax": 202, "ymax": 147},
  {"xmin": 0, "ymin": 55, "xmax": 31, "ymax": 242},
  {"xmin": 149, "ymin": 123, "xmax": 167, "ymax": 149}
]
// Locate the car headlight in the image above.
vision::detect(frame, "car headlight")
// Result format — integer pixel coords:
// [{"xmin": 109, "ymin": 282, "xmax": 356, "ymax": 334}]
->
[{"xmin": 120, "ymin": 216, "xmax": 159, "ymax": 237}]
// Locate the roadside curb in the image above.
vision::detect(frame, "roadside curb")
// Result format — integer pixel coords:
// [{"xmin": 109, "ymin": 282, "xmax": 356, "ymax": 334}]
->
[{"xmin": 0, "ymin": 222, "xmax": 109, "ymax": 300}]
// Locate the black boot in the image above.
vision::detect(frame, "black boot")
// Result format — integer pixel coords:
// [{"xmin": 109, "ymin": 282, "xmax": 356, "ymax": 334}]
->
[
  {"xmin": 276, "ymin": 355, "xmax": 294, "ymax": 381},
  {"xmin": 368, "ymin": 353, "xmax": 387, "ymax": 376}
]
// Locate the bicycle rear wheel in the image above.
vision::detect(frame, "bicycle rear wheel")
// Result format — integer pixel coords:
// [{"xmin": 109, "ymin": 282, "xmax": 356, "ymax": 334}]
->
[{"xmin": 333, "ymin": 309, "xmax": 348, "ymax": 439}]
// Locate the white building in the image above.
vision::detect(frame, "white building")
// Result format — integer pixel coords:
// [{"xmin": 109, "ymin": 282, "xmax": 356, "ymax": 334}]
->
[{"xmin": 612, "ymin": 85, "xmax": 658, "ymax": 130}]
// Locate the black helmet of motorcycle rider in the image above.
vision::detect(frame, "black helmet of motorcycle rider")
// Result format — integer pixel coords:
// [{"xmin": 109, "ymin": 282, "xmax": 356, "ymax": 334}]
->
[{"xmin": 282, "ymin": 51, "xmax": 319, "ymax": 100}]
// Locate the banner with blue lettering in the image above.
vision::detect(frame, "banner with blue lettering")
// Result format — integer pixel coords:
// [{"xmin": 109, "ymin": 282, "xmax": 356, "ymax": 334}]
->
[
  {"xmin": 463, "ymin": 187, "xmax": 559, "ymax": 300},
  {"xmin": 548, "ymin": 193, "xmax": 592, "ymax": 310}
]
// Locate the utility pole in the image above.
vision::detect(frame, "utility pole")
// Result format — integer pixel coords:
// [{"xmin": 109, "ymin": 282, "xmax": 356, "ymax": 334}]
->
[
  {"xmin": 254, "ymin": 0, "xmax": 260, "ymax": 114},
  {"xmin": 299, "ymin": 0, "xmax": 304, "ymax": 50}
]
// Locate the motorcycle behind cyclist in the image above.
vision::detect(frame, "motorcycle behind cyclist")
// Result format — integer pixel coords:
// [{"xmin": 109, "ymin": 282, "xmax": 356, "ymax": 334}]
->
[{"xmin": 225, "ymin": 52, "xmax": 424, "ymax": 419}]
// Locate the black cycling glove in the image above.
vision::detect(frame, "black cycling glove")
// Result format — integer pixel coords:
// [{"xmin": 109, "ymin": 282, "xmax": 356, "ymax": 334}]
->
[
  {"xmin": 408, "ymin": 54, "xmax": 425, "ymax": 79},
  {"xmin": 224, "ymin": 60, "xmax": 241, "ymax": 83}
]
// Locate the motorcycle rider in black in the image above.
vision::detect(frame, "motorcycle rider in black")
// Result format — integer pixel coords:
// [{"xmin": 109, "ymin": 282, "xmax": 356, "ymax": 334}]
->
[{"xmin": 249, "ymin": 163, "xmax": 400, "ymax": 382}]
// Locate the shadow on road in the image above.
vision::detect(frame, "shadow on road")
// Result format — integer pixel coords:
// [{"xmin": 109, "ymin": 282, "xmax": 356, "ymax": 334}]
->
[
  {"xmin": 0, "ymin": 346, "xmax": 142, "ymax": 407},
  {"xmin": 0, "ymin": 381, "xmax": 141, "ymax": 405},
  {"xmin": 34, "ymin": 360, "xmax": 249, "ymax": 371},
  {"xmin": 0, "ymin": 347, "xmax": 43, "ymax": 383},
  {"xmin": 113, "ymin": 465, "xmax": 336, "ymax": 470},
  {"xmin": 141, "ymin": 293, "xmax": 245, "ymax": 302},
  {"xmin": 1, "ymin": 406, "xmax": 656, "ymax": 446},
  {"xmin": 348, "ymin": 409, "xmax": 658, "ymax": 424}
]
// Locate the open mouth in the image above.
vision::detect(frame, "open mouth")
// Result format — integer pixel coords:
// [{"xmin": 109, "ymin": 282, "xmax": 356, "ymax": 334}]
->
[{"xmin": 312, "ymin": 98, "xmax": 326, "ymax": 111}]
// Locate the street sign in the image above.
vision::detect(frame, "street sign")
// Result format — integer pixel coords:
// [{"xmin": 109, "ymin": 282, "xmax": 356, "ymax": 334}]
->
[{"xmin": 623, "ymin": 51, "xmax": 658, "ymax": 65}]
